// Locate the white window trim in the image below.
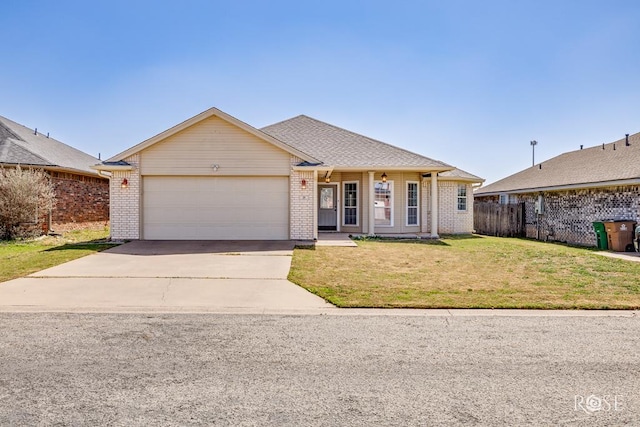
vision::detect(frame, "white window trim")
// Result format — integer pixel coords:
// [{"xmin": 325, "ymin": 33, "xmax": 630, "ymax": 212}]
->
[
  {"xmin": 457, "ymin": 184, "xmax": 468, "ymax": 211},
  {"xmin": 342, "ymin": 181, "xmax": 359, "ymax": 227},
  {"xmin": 375, "ymin": 180, "xmax": 394, "ymax": 227},
  {"xmin": 406, "ymin": 181, "xmax": 420, "ymax": 226}
]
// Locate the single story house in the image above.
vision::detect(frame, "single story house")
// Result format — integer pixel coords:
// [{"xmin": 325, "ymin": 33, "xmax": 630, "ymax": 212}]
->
[
  {"xmin": 94, "ymin": 108, "xmax": 483, "ymax": 241},
  {"xmin": 474, "ymin": 132, "xmax": 640, "ymax": 246},
  {"xmin": 0, "ymin": 115, "xmax": 109, "ymax": 233}
]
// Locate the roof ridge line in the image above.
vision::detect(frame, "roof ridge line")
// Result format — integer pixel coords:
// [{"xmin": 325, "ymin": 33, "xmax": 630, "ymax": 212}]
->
[
  {"xmin": 555, "ymin": 130, "xmax": 640, "ymax": 157},
  {"xmin": 0, "ymin": 115, "xmax": 99, "ymax": 161},
  {"xmin": 260, "ymin": 114, "xmax": 307, "ymax": 130},
  {"xmin": 265, "ymin": 114, "xmax": 453, "ymax": 168}
]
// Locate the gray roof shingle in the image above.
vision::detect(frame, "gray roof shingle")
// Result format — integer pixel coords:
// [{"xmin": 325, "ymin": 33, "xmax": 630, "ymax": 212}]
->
[
  {"xmin": 0, "ymin": 115, "xmax": 101, "ymax": 175},
  {"xmin": 261, "ymin": 115, "xmax": 453, "ymax": 170},
  {"xmin": 476, "ymin": 132, "xmax": 640, "ymax": 195}
]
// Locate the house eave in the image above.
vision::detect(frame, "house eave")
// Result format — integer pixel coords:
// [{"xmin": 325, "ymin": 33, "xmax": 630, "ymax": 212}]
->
[
  {"xmin": 1, "ymin": 162, "xmax": 103, "ymax": 178},
  {"xmin": 436, "ymin": 176, "xmax": 485, "ymax": 184},
  {"xmin": 475, "ymin": 178, "xmax": 640, "ymax": 196},
  {"xmin": 314, "ymin": 166, "xmax": 455, "ymax": 173},
  {"xmin": 91, "ymin": 164, "xmax": 134, "ymax": 172}
]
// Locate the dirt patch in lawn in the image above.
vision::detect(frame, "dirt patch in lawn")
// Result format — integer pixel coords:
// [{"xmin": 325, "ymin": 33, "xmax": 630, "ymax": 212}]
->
[{"xmin": 288, "ymin": 236, "xmax": 640, "ymax": 309}]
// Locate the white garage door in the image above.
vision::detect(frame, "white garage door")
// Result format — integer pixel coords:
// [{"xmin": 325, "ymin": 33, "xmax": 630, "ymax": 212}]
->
[{"xmin": 143, "ymin": 176, "xmax": 289, "ymax": 240}]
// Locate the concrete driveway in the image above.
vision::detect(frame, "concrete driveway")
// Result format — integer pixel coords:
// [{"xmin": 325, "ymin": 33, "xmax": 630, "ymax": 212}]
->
[{"xmin": 0, "ymin": 241, "xmax": 334, "ymax": 312}]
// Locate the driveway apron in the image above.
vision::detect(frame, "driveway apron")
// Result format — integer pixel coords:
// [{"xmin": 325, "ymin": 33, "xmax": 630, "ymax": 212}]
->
[{"xmin": 0, "ymin": 241, "xmax": 334, "ymax": 312}]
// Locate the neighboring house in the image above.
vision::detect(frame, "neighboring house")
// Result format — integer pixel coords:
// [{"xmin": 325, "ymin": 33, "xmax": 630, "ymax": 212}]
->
[
  {"xmin": 94, "ymin": 107, "xmax": 483, "ymax": 241},
  {"xmin": 0, "ymin": 115, "xmax": 109, "ymax": 232},
  {"xmin": 474, "ymin": 132, "xmax": 640, "ymax": 246}
]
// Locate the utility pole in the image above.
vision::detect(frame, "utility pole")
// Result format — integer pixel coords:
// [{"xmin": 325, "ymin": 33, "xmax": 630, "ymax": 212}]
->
[{"xmin": 530, "ymin": 140, "xmax": 538, "ymax": 166}]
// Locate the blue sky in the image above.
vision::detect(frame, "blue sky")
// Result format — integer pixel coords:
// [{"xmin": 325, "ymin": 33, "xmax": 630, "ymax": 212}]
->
[{"xmin": 2, "ymin": 0, "xmax": 639, "ymax": 184}]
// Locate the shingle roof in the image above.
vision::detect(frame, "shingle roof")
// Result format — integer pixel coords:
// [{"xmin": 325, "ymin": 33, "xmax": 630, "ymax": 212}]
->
[
  {"xmin": 476, "ymin": 132, "xmax": 640, "ymax": 195},
  {"xmin": 439, "ymin": 167, "xmax": 484, "ymax": 182},
  {"xmin": 261, "ymin": 115, "xmax": 453, "ymax": 170},
  {"xmin": 0, "ymin": 115, "xmax": 101, "ymax": 175}
]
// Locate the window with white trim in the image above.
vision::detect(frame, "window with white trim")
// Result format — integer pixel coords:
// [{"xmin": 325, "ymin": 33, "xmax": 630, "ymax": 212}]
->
[
  {"xmin": 374, "ymin": 181, "xmax": 393, "ymax": 226},
  {"xmin": 343, "ymin": 182, "xmax": 358, "ymax": 226},
  {"xmin": 457, "ymin": 184, "xmax": 468, "ymax": 211},
  {"xmin": 498, "ymin": 193, "xmax": 518, "ymax": 204},
  {"xmin": 406, "ymin": 181, "xmax": 419, "ymax": 226}
]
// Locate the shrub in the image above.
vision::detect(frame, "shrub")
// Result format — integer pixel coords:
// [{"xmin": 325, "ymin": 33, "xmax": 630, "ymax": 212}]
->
[{"xmin": 0, "ymin": 166, "xmax": 55, "ymax": 240}]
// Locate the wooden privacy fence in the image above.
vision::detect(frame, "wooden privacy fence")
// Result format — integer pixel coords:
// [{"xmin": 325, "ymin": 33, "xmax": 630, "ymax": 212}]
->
[{"xmin": 474, "ymin": 202, "xmax": 525, "ymax": 237}]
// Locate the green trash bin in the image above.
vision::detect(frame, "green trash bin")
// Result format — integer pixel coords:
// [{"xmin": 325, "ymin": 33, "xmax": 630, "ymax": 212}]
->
[{"xmin": 592, "ymin": 222, "xmax": 608, "ymax": 250}]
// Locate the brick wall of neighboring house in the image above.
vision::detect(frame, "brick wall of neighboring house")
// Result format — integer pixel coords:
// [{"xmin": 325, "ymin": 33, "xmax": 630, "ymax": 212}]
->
[
  {"xmin": 50, "ymin": 171, "xmax": 109, "ymax": 224},
  {"xmin": 476, "ymin": 185, "xmax": 640, "ymax": 246}
]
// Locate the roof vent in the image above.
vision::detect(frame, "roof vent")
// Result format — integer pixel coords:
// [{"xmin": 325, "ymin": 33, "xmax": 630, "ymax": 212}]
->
[
  {"xmin": 626, "ymin": 134, "xmax": 630, "ymax": 146},
  {"xmin": 34, "ymin": 127, "xmax": 37, "ymax": 135},
  {"xmin": 614, "ymin": 143, "xmax": 616, "ymax": 150},
  {"xmin": 539, "ymin": 164, "xmax": 542, "ymax": 169},
  {"xmin": 580, "ymin": 145, "xmax": 583, "ymax": 150},
  {"xmin": 602, "ymin": 143, "xmax": 605, "ymax": 150}
]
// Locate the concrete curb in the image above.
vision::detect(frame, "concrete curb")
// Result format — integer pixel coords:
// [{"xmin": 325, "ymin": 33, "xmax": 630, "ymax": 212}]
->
[{"xmin": 0, "ymin": 306, "xmax": 637, "ymax": 317}]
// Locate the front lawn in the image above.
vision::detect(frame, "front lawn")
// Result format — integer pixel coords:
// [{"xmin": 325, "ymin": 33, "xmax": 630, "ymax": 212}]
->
[
  {"xmin": 0, "ymin": 228, "xmax": 116, "ymax": 283},
  {"xmin": 288, "ymin": 236, "xmax": 640, "ymax": 309}
]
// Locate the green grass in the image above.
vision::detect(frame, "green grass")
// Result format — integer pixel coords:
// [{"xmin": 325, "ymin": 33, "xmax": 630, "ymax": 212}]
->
[
  {"xmin": 288, "ymin": 235, "xmax": 640, "ymax": 309},
  {"xmin": 0, "ymin": 228, "xmax": 116, "ymax": 283}
]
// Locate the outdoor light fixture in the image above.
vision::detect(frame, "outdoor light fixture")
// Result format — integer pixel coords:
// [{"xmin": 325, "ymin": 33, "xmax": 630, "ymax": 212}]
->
[
  {"xmin": 381, "ymin": 172, "xmax": 388, "ymax": 183},
  {"xmin": 324, "ymin": 172, "xmax": 331, "ymax": 183},
  {"xmin": 121, "ymin": 178, "xmax": 128, "ymax": 188},
  {"xmin": 301, "ymin": 179, "xmax": 307, "ymax": 189},
  {"xmin": 212, "ymin": 164, "xmax": 220, "ymax": 172}
]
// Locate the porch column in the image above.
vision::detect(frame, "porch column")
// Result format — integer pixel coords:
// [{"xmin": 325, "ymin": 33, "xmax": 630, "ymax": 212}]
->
[
  {"xmin": 431, "ymin": 172, "xmax": 439, "ymax": 238},
  {"xmin": 368, "ymin": 171, "xmax": 375, "ymax": 236},
  {"xmin": 313, "ymin": 169, "xmax": 319, "ymax": 240}
]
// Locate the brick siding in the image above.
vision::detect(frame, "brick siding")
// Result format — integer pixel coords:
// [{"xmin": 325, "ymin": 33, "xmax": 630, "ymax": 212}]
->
[
  {"xmin": 477, "ymin": 185, "xmax": 640, "ymax": 246},
  {"xmin": 50, "ymin": 172, "xmax": 109, "ymax": 224},
  {"xmin": 109, "ymin": 154, "xmax": 141, "ymax": 240},
  {"xmin": 290, "ymin": 156, "xmax": 315, "ymax": 240},
  {"xmin": 424, "ymin": 180, "xmax": 475, "ymax": 234}
]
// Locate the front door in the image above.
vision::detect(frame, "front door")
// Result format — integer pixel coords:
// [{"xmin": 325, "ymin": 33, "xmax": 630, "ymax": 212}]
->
[{"xmin": 318, "ymin": 185, "xmax": 337, "ymax": 230}]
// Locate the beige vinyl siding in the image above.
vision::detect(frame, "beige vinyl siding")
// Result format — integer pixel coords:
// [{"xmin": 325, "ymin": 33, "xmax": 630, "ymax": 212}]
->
[
  {"xmin": 141, "ymin": 116, "xmax": 291, "ymax": 176},
  {"xmin": 326, "ymin": 171, "xmax": 342, "ymax": 183},
  {"xmin": 326, "ymin": 171, "xmax": 425, "ymax": 234},
  {"xmin": 372, "ymin": 172, "xmax": 422, "ymax": 234},
  {"xmin": 143, "ymin": 176, "xmax": 289, "ymax": 240}
]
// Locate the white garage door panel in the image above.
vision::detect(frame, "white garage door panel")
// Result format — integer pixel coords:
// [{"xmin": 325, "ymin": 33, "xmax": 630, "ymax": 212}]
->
[{"xmin": 143, "ymin": 176, "xmax": 289, "ymax": 240}]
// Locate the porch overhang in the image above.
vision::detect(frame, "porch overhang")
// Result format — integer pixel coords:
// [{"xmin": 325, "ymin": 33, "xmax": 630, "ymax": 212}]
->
[{"xmin": 91, "ymin": 161, "xmax": 134, "ymax": 172}]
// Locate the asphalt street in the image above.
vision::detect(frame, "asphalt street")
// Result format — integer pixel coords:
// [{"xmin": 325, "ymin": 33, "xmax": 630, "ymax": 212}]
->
[{"xmin": 0, "ymin": 313, "xmax": 638, "ymax": 426}]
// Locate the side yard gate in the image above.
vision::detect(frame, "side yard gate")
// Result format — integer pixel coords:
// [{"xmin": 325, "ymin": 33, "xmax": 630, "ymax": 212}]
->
[{"xmin": 474, "ymin": 202, "xmax": 525, "ymax": 237}]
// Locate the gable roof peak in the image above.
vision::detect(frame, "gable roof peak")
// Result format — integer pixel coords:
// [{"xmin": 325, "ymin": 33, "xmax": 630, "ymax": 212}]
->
[{"xmin": 105, "ymin": 107, "xmax": 320, "ymax": 164}]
